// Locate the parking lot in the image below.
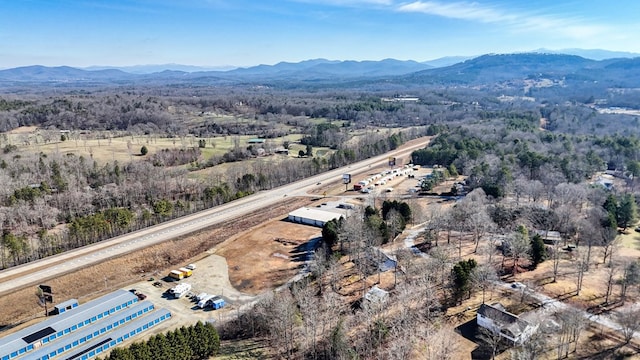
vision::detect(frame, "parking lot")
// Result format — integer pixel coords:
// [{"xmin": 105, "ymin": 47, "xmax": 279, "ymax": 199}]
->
[{"xmin": 121, "ymin": 253, "xmax": 256, "ymax": 340}]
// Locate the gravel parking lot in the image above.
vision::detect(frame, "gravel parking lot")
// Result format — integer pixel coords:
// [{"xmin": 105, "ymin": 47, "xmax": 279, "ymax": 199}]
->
[{"xmin": 120, "ymin": 253, "xmax": 256, "ymax": 342}]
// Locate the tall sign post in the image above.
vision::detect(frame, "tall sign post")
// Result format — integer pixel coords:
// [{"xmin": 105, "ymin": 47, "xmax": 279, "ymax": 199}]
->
[
  {"xmin": 37, "ymin": 284, "xmax": 53, "ymax": 317},
  {"xmin": 388, "ymin": 157, "xmax": 396, "ymax": 169},
  {"xmin": 342, "ymin": 174, "xmax": 351, "ymax": 192}
]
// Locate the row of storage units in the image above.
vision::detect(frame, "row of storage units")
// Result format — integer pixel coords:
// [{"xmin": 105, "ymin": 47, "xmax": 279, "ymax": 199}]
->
[
  {"xmin": 33, "ymin": 309, "xmax": 172, "ymax": 360},
  {"xmin": 28, "ymin": 301, "xmax": 156, "ymax": 360},
  {"xmin": 0, "ymin": 289, "xmax": 171, "ymax": 360}
]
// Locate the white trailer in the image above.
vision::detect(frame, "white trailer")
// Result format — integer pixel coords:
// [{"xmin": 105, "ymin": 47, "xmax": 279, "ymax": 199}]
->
[
  {"xmin": 171, "ymin": 283, "xmax": 192, "ymax": 298},
  {"xmin": 195, "ymin": 292, "xmax": 209, "ymax": 302},
  {"xmin": 198, "ymin": 294, "xmax": 216, "ymax": 309}
]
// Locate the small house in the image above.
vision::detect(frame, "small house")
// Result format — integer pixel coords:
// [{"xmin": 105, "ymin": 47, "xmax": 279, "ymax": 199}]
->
[
  {"xmin": 477, "ymin": 303, "xmax": 538, "ymax": 344},
  {"xmin": 533, "ymin": 230, "xmax": 562, "ymax": 245}
]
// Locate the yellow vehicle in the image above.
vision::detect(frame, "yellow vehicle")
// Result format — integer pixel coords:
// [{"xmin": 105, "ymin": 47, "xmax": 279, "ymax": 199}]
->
[
  {"xmin": 178, "ymin": 267, "xmax": 193, "ymax": 277},
  {"xmin": 169, "ymin": 270, "xmax": 184, "ymax": 280}
]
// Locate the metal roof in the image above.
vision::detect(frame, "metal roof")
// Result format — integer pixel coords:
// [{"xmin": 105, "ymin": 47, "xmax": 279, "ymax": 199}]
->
[
  {"xmin": 364, "ymin": 286, "xmax": 389, "ymax": 304},
  {"xmin": 61, "ymin": 309, "xmax": 172, "ymax": 360},
  {"xmin": 55, "ymin": 299, "xmax": 79, "ymax": 310},
  {"xmin": 478, "ymin": 303, "xmax": 532, "ymax": 338},
  {"xmin": 27, "ymin": 301, "xmax": 155, "ymax": 360},
  {"xmin": 288, "ymin": 207, "xmax": 345, "ymax": 224},
  {"xmin": 0, "ymin": 290, "xmax": 137, "ymax": 358}
]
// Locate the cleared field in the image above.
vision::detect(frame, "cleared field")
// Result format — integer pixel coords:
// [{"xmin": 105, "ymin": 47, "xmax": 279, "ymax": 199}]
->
[
  {"xmin": 618, "ymin": 228, "xmax": 640, "ymax": 250},
  {"xmin": 3, "ymin": 127, "xmax": 306, "ymax": 166}
]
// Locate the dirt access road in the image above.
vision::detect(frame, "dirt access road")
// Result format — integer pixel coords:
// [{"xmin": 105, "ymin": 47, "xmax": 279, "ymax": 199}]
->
[{"xmin": 0, "ymin": 137, "xmax": 431, "ymax": 295}]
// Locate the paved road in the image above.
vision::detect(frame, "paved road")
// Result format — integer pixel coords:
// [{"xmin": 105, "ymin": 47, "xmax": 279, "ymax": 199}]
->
[{"xmin": 0, "ymin": 138, "xmax": 431, "ymax": 295}]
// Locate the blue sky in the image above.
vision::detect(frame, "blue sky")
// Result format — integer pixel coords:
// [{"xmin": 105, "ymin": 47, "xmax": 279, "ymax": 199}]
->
[{"xmin": 1, "ymin": 0, "xmax": 639, "ymax": 68}]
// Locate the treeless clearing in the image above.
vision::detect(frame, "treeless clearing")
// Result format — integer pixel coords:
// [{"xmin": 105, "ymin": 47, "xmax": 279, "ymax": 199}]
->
[
  {"xmin": 619, "ymin": 228, "xmax": 640, "ymax": 250},
  {"xmin": 5, "ymin": 126, "xmax": 38, "ymax": 134},
  {"xmin": 215, "ymin": 218, "xmax": 322, "ymax": 295}
]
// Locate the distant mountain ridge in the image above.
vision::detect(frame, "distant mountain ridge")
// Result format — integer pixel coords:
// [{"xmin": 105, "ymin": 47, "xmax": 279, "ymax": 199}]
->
[
  {"xmin": 84, "ymin": 64, "xmax": 237, "ymax": 74},
  {"xmin": 403, "ymin": 53, "xmax": 640, "ymax": 87},
  {"xmin": 0, "ymin": 59, "xmax": 433, "ymax": 82},
  {"xmin": 1, "ymin": 51, "xmax": 640, "ymax": 87},
  {"xmin": 532, "ymin": 48, "xmax": 640, "ymax": 61}
]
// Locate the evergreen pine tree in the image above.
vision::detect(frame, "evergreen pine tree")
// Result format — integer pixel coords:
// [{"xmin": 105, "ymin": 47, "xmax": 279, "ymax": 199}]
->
[{"xmin": 530, "ymin": 234, "xmax": 547, "ymax": 269}]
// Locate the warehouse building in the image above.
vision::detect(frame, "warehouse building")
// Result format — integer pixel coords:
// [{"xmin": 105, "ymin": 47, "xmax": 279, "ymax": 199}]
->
[
  {"xmin": 0, "ymin": 289, "xmax": 171, "ymax": 360},
  {"xmin": 287, "ymin": 203, "xmax": 351, "ymax": 227}
]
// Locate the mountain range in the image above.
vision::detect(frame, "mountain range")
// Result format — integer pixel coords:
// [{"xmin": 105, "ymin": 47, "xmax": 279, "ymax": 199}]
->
[{"xmin": 0, "ymin": 50, "xmax": 639, "ymax": 87}]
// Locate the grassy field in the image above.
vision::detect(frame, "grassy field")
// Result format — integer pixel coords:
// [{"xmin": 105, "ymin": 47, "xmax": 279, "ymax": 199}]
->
[
  {"xmin": 618, "ymin": 227, "xmax": 640, "ymax": 250},
  {"xmin": 3, "ymin": 127, "xmax": 306, "ymax": 165}
]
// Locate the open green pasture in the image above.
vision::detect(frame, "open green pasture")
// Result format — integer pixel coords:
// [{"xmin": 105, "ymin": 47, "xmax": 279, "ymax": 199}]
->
[{"xmin": 2, "ymin": 127, "xmax": 305, "ymax": 166}]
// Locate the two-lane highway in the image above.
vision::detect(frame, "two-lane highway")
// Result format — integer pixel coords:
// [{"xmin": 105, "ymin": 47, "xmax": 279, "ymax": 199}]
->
[{"xmin": 0, "ymin": 137, "xmax": 430, "ymax": 295}]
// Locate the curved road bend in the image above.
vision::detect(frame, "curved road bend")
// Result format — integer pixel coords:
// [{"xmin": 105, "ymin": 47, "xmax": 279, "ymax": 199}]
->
[{"xmin": 0, "ymin": 137, "xmax": 431, "ymax": 295}]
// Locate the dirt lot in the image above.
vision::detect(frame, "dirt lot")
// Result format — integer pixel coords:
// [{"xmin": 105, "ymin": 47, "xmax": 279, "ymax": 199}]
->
[{"xmin": 215, "ymin": 219, "xmax": 322, "ymax": 295}]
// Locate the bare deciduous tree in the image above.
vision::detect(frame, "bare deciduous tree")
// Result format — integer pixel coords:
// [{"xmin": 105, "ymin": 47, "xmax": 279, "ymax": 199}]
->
[
  {"xmin": 472, "ymin": 264, "xmax": 499, "ymax": 304},
  {"xmin": 478, "ymin": 325, "xmax": 502, "ymax": 360},
  {"xmin": 614, "ymin": 307, "xmax": 640, "ymax": 344},
  {"xmin": 555, "ymin": 308, "xmax": 586, "ymax": 358}
]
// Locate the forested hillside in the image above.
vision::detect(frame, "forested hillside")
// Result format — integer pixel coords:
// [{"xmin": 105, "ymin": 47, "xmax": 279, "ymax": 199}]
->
[{"xmin": 2, "ymin": 53, "xmax": 640, "ymax": 358}]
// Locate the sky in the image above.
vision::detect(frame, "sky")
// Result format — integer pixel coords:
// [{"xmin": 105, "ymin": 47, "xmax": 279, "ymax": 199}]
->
[{"xmin": 1, "ymin": 0, "xmax": 639, "ymax": 69}]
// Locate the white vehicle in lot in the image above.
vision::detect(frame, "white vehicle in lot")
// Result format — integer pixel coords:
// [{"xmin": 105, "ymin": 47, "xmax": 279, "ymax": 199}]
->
[
  {"xmin": 186, "ymin": 263, "xmax": 197, "ymax": 270},
  {"xmin": 195, "ymin": 292, "xmax": 209, "ymax": 302},
  {"xmin": 171, "ymin": 283, "xmax": 192, "ymax": 298},
  {"xmin": 198, "ymin": 294, "xmax": 216, "ymax": 308},
  {"xmin": 361, "ymin": 188, "xmax": 371, "ymax": 193}
]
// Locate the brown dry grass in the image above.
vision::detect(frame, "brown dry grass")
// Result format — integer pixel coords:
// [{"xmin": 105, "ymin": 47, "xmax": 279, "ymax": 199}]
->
[
  {"xmin": 216, "ymin": 219, "xmax": 321, "ymax": 295},
  {"xmin": 0, "ymin": 197, "xmax": 310, "ymax": 329}
]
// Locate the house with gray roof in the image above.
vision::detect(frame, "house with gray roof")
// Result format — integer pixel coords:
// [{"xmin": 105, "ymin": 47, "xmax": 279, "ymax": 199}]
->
[{"xmin": 477, "ymin": 303, "xmax": 538, "ymax": 344}]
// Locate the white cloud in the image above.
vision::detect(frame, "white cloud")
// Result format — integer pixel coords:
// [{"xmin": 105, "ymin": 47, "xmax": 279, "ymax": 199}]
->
[
  {"xmin": 398, "ymin": 1, "xmax": 513, "ymax": 23},
  {"xmin": 396, "ymin": 1, "xmax": 611, "ymax": 41}
]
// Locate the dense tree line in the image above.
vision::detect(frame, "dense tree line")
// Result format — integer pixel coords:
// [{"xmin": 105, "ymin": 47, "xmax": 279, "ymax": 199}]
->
[
  {"xmin": 0, "ymin": 125, "xmax": 421, "ymax": 268},
  {"xmin": 98, "ymin": 321, "xmax": 219, "ymax": 360}
]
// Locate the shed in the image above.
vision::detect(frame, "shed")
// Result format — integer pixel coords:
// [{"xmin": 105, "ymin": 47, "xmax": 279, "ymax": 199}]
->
[
  {"xmin": 363, "ymin": 285, "xmax": 389, "ymax": 308},
  {"xmin": 533, "ymin": 230, "xmax": 562, "ymax": 245},
  {"xmin": 247, "ymin": 138, "xmax": 266, "ymax": 144},
  {"xmin": 210, "ymin": 298, "xmax": 225, "ymax": 310},
  {"xmin": 54, "ymin": 299, "xmax": 79, "ymax": 315}
]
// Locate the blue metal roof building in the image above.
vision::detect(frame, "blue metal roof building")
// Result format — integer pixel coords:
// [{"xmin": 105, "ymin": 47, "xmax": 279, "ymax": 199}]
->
[
  {"xmin": 54, "ymin": 299, "xmax": 79, "ymax": 315},
  {"xmin": 0, "ymin": 290, "xmax": 138, "ymax": 360},
  {"xmin": 27, "ymin": 301, "xmax": 158, "ymax": 360},
  {"xmin": 61, "ymin": 309, "xmax": 172, "ymax": 360}
]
